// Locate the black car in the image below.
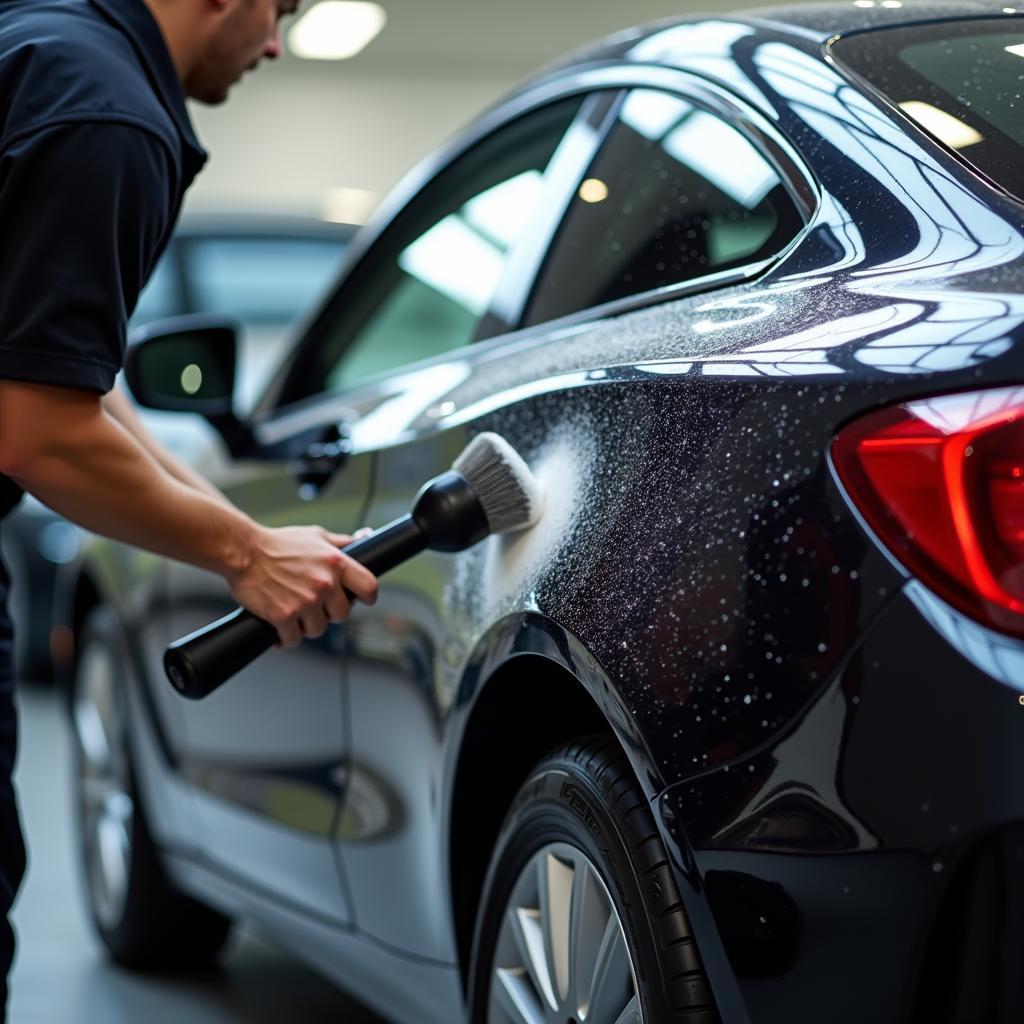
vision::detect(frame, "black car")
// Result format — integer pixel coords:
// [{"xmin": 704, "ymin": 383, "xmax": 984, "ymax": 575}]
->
[
  {"xmin": 65, "ymin": 6, "xmax": 1024, "ymax": 1023},
  {"xmin": 3, "ymin": 214, "xmax": 352, "ymax": 681}
]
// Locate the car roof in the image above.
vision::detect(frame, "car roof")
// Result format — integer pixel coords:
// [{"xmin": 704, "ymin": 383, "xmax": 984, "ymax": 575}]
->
[
  {"xmin": 737, "ymin": 0, "xmax": 1016, "ymax": 39},
  {"xmin": 551, "ymin": 2, "xmax": 1019, "ymax": 66}
]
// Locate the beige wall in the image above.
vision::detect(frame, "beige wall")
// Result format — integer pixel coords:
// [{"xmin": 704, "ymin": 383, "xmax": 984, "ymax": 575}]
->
[{"xmin": 186, "ymin": 59, "xmax": 529, "ymax": 218}]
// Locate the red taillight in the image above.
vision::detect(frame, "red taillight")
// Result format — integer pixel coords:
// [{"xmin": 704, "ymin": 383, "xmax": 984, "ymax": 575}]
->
[{"xmin": 832, "ymin": 386, "xmax": 1024, "ymax": 637}]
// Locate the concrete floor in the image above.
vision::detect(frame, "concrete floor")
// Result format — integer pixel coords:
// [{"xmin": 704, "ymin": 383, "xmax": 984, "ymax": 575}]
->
[{"xmin": 9, "ymin": 683, "xmax": 387, "ymax": 1024}]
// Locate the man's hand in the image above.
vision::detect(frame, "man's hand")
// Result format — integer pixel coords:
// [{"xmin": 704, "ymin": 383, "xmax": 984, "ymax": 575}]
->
[{"xmin": 228, "ymin": 526, "xmax": 378, "ymax": 648}]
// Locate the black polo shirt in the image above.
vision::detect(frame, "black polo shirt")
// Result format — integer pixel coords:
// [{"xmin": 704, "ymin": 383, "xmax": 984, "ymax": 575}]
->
[
  {"xmin": 0, "ymin": 0, "xmax": 207, "ymax": 391},
  {"xmin": 0, "ymin": 0, "xmax": 207, "ymax": 517}
]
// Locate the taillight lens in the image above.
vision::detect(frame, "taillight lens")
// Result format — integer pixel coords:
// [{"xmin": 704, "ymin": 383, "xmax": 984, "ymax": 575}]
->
[{"xmin": 832, "ymin": 386, "xmax": 1024, "ymax": 637}]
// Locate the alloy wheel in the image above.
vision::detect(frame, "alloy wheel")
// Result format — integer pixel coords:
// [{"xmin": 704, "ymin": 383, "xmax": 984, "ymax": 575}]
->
[
  {"xmin": 488, "ymin": 841, "xmax": 644, "ymax": 1024},
  {"xmin": 72, "ymin": 640, "xmax": 134, "ymax": 931}
]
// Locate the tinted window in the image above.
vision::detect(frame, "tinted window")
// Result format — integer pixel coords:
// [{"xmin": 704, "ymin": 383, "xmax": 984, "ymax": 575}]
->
[
  {"xmin": 187, "ymin": 237, "xmax": 347, "ymax": 324},
  {"xmin": 284, "ymin": 97, "xmax": 583, "ymax": 403},
  {"xmin": 834, "ymin": 20, "xmax": 1024, "ymax": 199},
  {"xmin": 523, "ymin": 89, "xmax": 804, "ymax": 327}
]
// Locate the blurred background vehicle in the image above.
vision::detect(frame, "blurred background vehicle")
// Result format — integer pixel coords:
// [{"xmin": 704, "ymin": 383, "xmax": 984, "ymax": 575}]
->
[{"xmin": 3, "ymin": 212, "xmax": 355, "ymax": 682}]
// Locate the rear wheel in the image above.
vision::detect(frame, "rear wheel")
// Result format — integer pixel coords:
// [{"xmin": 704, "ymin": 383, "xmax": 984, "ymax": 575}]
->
[
  {"xmin": 70, "ymin": 606, "xmax": 231, "ymax": 969},
  {"xmin": 469, "ymin": 736, "xmax": 717, "ymax": 1024}
]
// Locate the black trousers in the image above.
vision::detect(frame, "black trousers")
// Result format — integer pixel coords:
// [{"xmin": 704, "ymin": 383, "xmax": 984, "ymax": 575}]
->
[{"xmin": 0, "ymin": 569, "xmax": 26, "ymax": 1021}]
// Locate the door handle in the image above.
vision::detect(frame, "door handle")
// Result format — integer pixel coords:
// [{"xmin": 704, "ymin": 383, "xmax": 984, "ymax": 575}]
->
[{"xmin": 293, "ymin": 425, "xmax": 351, "ymax": 500}]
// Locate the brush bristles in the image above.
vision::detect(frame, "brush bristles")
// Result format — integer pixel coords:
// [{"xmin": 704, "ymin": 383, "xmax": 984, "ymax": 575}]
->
[{"xmin": 452, "ymin": 432, "xmax": 543, "ymax": 535}]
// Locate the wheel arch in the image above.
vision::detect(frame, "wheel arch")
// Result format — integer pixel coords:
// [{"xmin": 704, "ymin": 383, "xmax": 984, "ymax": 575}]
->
[{"xmin": 446, "ymin": 612, "xmax": 667, "ymax": 987}]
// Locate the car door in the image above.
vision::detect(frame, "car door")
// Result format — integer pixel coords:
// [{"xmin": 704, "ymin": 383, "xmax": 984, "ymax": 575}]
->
[
  {"xmin": 318, "ymin": 79, "xmax": 814, "ymax": 962},
  {"xmin": 163, "ymin": 398, "xmax": 374, "ymax": 925},
  {"xmin": 248, "ymin": 91, "xmax": 610, "ymax": 955}
]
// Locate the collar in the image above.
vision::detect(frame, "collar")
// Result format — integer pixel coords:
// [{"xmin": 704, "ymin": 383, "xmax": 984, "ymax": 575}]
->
[{"xmin": 88, "ymin": 0, "xmax": 207, "ymax": 176}]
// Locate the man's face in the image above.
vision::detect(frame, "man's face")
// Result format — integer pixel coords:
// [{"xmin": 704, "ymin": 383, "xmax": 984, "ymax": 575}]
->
[{"xmin": 185, "ymin": 0, "xmax": 297, "ymax": 104}]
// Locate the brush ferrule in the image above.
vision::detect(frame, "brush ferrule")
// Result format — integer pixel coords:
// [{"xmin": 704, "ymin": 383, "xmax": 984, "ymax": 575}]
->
[{"xmin": 411, "ymin": 470, "xmax": 489, "ymax": 551}]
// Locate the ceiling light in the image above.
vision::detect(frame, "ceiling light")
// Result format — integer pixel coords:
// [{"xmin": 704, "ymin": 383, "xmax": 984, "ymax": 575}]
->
[
  {"xmin": 1006, "ymin": 42, "xmax": 1024, "ymax": 56},
  {"xmin": 853, "ymin": 2, "xmax": 875, "ymax": 8},
  {"xmin": 578, "ymin": 178, "xmax": 609, "ymax": 203},
  {"xmin": 899, "ymin": 101, "xmax": 984, "ymax": 149},
  {"xmin": 288, "ymin": 1, "xmax": 386, "ymax": 61}
]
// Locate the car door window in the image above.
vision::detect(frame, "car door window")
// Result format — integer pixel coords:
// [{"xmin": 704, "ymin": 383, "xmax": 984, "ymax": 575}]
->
[
  {"xmin": 523, "ymin": 88, "xmax": 806, "ymax": 327},
  {"xmin": 281, "ymin": 97, "xmax": 584, "ymax": 404}
]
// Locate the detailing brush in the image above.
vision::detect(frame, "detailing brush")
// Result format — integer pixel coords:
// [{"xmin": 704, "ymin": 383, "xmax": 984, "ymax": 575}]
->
[{"xmin": 164, "ymin": 432, "xmax": 542, "ymax": 700}]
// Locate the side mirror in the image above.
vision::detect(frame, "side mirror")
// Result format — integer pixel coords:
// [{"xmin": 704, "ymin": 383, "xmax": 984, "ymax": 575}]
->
[{"xmin": 125, "ymin": 315, "xmax": 253, "ymax": 457}]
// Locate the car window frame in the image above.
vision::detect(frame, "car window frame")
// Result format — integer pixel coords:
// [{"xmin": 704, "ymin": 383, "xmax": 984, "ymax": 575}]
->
[
  {"xmin": 253, "ymin": 62, "xmax": 819, "ymax": 423},
  {"xmin": 258, "ymin": 95, "xmax": 603, "ymax": 414}
]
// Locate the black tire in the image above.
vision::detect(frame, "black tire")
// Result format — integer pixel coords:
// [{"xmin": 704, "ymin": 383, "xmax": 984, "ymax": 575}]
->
[
  {"xmin": 70, "ymin": 606, "xmax": 231, "ymax": 969},
  {"xmin": 468, "ymin": 735, "xmax": 718, "ymax": 1024}
]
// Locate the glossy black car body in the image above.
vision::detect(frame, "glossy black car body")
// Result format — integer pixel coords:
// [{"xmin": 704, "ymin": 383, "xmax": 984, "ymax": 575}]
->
[{"xmin": 71, "ymin": 5, "xmax": 1024, "ymax": 1022}]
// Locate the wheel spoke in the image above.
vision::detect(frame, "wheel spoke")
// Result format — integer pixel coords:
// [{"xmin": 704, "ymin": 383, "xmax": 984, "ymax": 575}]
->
[
  {"xmin": 610, "ymin": 994, "xmax": 642, "ymax": 1024},
  {"xmin": 96, "ymin": 812, "xmax": 130, "ymax": 913},
  {"xmin": 539, "ymin": 851, "xmax": 574, "ymax": 1007},
  {"xmin": 73, "ymin": 697, "xmax": 113, "ymax": 770},
  {"xmin": 585, "ymin": 913, "xmax": 633, "ymax": 1024},
  {"xmin": 491, "ymin": 842, "xmax": 646, "ymax": 1024},
  {"xmin": 493, "ymin": 967, "xmax": 546, "ymax": 1024},
  {"xmin": 571, "ymin": 861, "xmax": 610, "ymax": 1016},
  {"xmin": 508, "ymin": 906, "xmax": 558, "ymax": 1011}
]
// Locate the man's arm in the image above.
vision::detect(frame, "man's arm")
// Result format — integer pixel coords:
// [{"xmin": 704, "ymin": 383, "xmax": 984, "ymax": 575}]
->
[
  {"xmin": 0, "ymin": 380, "xmax": 376, "ymax": 647},
  {"xmin": 101, "ymin": 385, "xmax": 230, "ymax": 507}
]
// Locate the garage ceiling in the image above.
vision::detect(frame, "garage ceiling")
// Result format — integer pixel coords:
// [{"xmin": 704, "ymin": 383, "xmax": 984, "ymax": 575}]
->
[{"xmin": 281, "ymin": 0, "xmax": 772, "ymax": 71}]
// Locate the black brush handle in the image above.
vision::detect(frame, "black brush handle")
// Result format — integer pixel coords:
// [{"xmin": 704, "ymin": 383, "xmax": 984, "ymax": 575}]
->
[{"xmin": 164, "ymin": 516, "xmax": 423, "ymax": 700}]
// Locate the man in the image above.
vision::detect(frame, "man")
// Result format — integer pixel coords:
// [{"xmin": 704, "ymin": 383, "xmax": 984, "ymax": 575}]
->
[{"xmin": 0, "ymin": 0, "xmax": 377, "ymax": 1011}]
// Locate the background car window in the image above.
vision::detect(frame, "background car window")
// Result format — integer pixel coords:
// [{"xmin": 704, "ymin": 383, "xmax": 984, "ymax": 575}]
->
[
  {"xmin": 132, "ymin": 255, "xmax": 180, "ymax": 324},
  {"xmin": 523, "ymin": 89, "xmax": 805, "ymax": 327},
  {"xmin": 289, "ymin": 97, "xmax": 584, "ymax": 400},
  {"xmin": 187, "ymin": 238, "xmax": 347, "ymax": 325}
]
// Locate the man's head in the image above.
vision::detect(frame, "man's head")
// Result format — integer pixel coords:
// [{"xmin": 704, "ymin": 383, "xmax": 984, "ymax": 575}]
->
[{"xmin": 146, "ymin": 0, "xmax": 298, "ymax": 104}]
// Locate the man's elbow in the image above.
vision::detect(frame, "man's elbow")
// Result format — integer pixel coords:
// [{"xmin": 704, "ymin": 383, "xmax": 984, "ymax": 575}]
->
[{"xmin": 0, "ymin": 381, "xmax": 100, "ymax": 481}]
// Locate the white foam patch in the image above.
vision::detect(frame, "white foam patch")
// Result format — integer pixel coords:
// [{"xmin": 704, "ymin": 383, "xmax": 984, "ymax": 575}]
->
[{"xmin": 446, "ymin": 426, "xmax": 595, "ymax": 624}]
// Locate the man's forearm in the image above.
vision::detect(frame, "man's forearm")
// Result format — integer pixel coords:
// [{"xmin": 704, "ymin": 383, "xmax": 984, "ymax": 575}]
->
[
  {"xmin": 2, "ymin": 386, "xmax": 254, "ymax": 576},
  {"xmin": 0, "ymin": 380, "xmax": 379, "ymax": 645},
  {"xmin": 101, "ymin": 386, "xmax": 232, "ymax": 507}
]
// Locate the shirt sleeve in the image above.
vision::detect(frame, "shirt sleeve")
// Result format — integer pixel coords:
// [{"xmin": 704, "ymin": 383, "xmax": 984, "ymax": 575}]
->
[{"xmin": 0, "ymin": 121, "xmax": 176, "ymax": 393}]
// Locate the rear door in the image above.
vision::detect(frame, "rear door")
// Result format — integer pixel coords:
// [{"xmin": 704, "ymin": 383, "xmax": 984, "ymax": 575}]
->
[
  {"xmin": 259, "ymin": 92, "xmax": 600, "ymax": 956},
  {"xmin": 326, "ymin": 77, "xmax": 814, "ymax": 960}
]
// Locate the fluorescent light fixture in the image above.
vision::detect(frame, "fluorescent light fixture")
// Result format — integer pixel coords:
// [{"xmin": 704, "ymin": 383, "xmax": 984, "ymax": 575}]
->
[
  {"xmin": 578, "ymin": 178, "xmax": 609, "ymax": 203},
  {"xmin": 664, "ymin": 111, "xmax": 777, "ymax": 208},
  {"xmin": 898, "ymin": 101, "xmax": 983, "ymax": 149},
  {"xmin": 288, "ymin": 1, "xmax": 385, "ymax": 61},
  {"xmin": 881, "ymin": 1, "xmax": 902, "ymax": 7},
  {"xmin": 1006, "ymin": 42, "xmax": 1024, "ymax": 56},
  {"xmin": 1004, "ymin": 7, "xmax": 1019, "ymax": 13},
  {"xmin": 322, "ymin": 186, "xmax": 378, "ymax": 224},
  {"xmin": 853, "ymin": 1, "xmax": 875, "ymax": 8}
]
